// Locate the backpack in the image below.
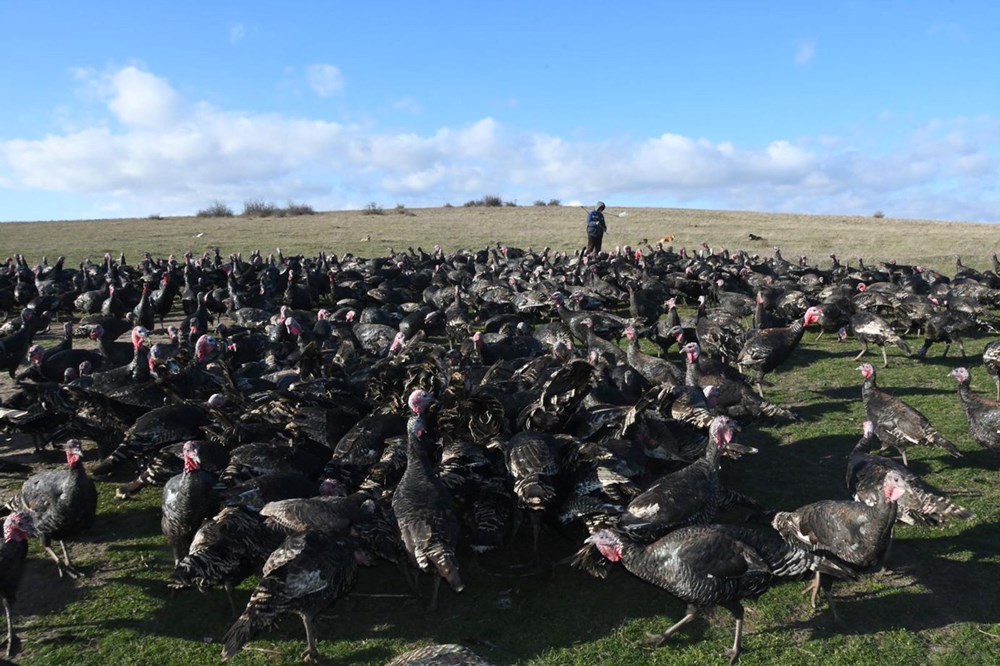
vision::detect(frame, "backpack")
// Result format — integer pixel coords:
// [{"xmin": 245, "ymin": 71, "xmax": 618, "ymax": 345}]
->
[{"xmin": 587, "ymin": 211, "xmax": 605, "ymax": 237}]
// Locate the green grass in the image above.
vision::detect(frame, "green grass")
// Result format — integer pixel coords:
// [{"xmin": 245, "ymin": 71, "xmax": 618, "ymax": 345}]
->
[{"xmin": 3, "ymin": 207, "xmax": 1000, "ymax": 664}]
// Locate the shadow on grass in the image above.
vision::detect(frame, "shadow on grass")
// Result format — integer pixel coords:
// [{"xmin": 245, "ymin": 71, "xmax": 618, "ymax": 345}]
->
[
  {"xmin": 781, "ymin": 528, "xmax": 1000, "ymax": 638},
  {"xmin": 62, "ymin": 531, "xmax": 686, "ymax": 665}
]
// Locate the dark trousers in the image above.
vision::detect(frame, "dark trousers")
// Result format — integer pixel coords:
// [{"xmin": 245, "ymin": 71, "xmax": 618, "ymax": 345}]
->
[{"xmin": 586, "ymin": 234, "xmax": 603, "ymax": 254}]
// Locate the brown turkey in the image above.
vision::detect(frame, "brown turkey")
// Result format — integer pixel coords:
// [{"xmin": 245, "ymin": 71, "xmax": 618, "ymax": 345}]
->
[
  {"xmin": 736, "ymin": 306, "xmax": 822, "ymax": 397},
  {"xmin": 859, "ymin": 362, "xmax": 961, "ymax": 466},
  {"xmin": 842, "ymin": 311, "xmax": 911, "ymax": 368},
  {"xmin": 772, "ymin": 470, "xmax": 907, "ymax": 623}
]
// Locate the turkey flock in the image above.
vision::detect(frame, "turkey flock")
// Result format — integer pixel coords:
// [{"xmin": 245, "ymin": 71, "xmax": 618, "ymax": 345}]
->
[{"xmin": 0, "ymin": 242, "xmax": 997, "ymax": 664}]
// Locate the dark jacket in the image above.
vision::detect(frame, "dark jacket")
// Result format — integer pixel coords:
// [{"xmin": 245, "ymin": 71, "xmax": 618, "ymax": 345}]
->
[{"xmin": 587, "ymin": 210, "xmax": 607, "ymax": 237}]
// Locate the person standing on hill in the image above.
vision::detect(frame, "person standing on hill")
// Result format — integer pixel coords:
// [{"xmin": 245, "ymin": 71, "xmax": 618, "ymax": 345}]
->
[{"xmin": 585, "ymin": 201, "xmax": 608, "ymax": 255}]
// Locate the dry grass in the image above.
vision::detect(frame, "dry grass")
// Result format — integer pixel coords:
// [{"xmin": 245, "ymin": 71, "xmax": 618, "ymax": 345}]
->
[
  {"xmin": 1, "ymin": 206, "xmax": 996, "ymax": 273},
  {"xmin": 3, "ymin": 205, "xmax": 1000, "ymax": 665}
]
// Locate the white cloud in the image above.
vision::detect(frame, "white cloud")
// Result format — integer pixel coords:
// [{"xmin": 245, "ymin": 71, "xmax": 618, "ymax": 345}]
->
[
  {"xmin": 230, "ymin": 22, "xmax": 246, "ymax": 44},
  {"xmin": 307, "ymin": 64, "xmax": 344, "ymax": 98},
  {"xmin": 794, "ymin": 40, "xmax": 816, "ymax": 66},
  {"xmin": 108, "ymin": 67, "xmax": 183, "ymax": 129},
  {"xmin": 1, "ymin": 66, "xmax": 999, "ymax": 222}
]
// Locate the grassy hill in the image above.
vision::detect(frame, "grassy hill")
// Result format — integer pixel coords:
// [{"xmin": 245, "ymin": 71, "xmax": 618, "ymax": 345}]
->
[{"xmin": 1, "ymin": 206, "xmax": 998, "ymax": 665}]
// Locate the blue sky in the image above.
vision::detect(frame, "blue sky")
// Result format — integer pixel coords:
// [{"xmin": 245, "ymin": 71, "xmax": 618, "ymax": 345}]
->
[{"xmin": 1, "ymin": 1, "xmax": 998, "ymax": 222}]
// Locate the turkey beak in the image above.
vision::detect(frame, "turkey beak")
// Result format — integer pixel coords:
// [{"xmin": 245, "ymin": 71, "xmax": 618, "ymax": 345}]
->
[{"xmin": 722, "ymin": 438, "xmax": 758, "ymax": 458}]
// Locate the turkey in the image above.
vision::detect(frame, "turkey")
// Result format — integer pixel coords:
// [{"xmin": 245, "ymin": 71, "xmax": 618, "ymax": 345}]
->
[
  {"xmin": 132, "ymin": 283, "xmax": 155, "ymax": 332},
  {"xmin": 859, "ymin": 363, "xmax": 962, "ymax": 465},
  {"xmin": 221, "ymin": 532, "xmax": 362, "ymax": 662},
  {"xmin": 617, "ymin": 416, "xmax": 760, "ymax": 540},
  {"xmin": 503, "ymin": 430, "xmax": 564, "ymax": 553},
  {"xmin": 0, "ymin": 512, "xmax": 36, "ymax": 658},
  {"xmin": 848, "ymin": 421, "xmax": 973, "ymax": 526},
  {"xmin": 950, "ymin": 367, "xmax": 1000, "ymax": 452},
  {"xmin": 7, "ymin": 439, "xmax": 97, "ymax": 579},
  {"xmin": 170, "ymin": 506, "xmax": 284, "ymax": 615},
  {"xmin": 914, "ymin": 308, "xmax": 978, "ymax": 359},
  {"xmin": 772, "ymin": 469, "xmax": 908, "ymax": 623},
  {"xmin": 0, "ymin": 309, "xmax": 41, "ymax": 378},
  {"xmin": 694, "ymin": 296, "xmax": 747, "ymax": 364},
  {"xmin": 843, "ymin": 311, "xmax": 911, "ymax": 368},
  {"xmin": 624, "ymin": 325, "xmax": 684, "ymax": 387},
  {"xmin": 392, "ymin": 390, "xmax": 464, "ymax": 609},
  {"xmin": 161, "ymin": 441, "xmax": 220, "ymax": 565},
  {"xmin": 983, "ymin": 339, "xmax": 1000, "ymax": 400},
  {"xmin": 736, "ymin": 306, "xmax": 822, "ymax": 397},
  {"xmin": 385, "ymin": 643, "xmax": 496, "ymax": 666},
  {"xmin": 682, "ymin": 342, "xmax": 796, "ymax": 422},
  {"xmin": 580, "ymin": 524, "xmax": 855, "ymax": 664},
  {"xmin": 92, "ymin": 323, "xmax": 150, "ymax": 368},
  {"xmin": 93, "ymin": 393, "xmax": 226, "ymax": 478},
  {"xmin": 260, "ymin": 487, "xmax": 375, "ymax": 536}
]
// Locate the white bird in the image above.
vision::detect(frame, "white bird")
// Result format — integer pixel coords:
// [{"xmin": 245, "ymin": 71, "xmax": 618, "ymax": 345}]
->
[
  {"xmin": 617, "ymin": 211, "xmax": 628, "ymax": 218},
  {"xmin": 194, "ymin": 232, "xmax": 205, "ymax": 238}
]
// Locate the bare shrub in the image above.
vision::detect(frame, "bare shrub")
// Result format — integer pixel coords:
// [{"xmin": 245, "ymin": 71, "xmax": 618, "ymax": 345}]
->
[
  {"xmin": 243, "ymin": 198, "xmax": 279, "ymax": 217},
  {"xmin": 464, "ymin": 194, "xmax": 504, "ymax": 207},
  {"xmin": 364, "ymin": 202, "xmax": 384, "ymax": 215},
  {"xmin": 196, "ymin": 201, "xmax": 235, "ymax": 218},
  {"xmin": 285, "ymin": 201, "xmax": 316, "ymax": 216}
]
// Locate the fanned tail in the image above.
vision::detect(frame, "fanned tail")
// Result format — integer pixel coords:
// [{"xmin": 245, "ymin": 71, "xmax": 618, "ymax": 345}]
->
[
  {"xmin": 221, "ymin": 583, "xmax": 277, "ymax": 661},
  {"xmin": 905, "ymin": 487, "xmax": 974, "ymax": 527},
  {"xmin": 928, "ymin": 430, "xmax": 962, "ymax": 458}
]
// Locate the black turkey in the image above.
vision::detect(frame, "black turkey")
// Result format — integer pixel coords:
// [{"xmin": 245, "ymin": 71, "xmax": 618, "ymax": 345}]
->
[
  {"xmin": 221, "ymin": 532, "xmax": 362, "ymax": 662},
  {"xmin": 736, "ymin": 306, "xmax": 822, "ymax": 397},
  {"xmin": 170, "ymin": 506, "xmax": 284, "ymax": 615},
  {"xmin": 161, "ymin": 441, "xmax": 220, "ymax": 565},
  {"xmin": 392, "ymin": 390, "xmax": 463, "ymax": 609},
  {"xmin": 581, "ymin": 524, "xmax": 855, "ymax": 664},
  {"xmin": 772, "ymin": 470, "xmax": 907, "ymax": 622},
  {"xmin": 618, "ymin": 416, "xmax": 759, "ymax": 540},
  {"xmin": 385, "ymin": 643, "xmax": 496, "ymax": 666},
  {"xmin": 8, "ymin": 439, "xmax": 97, "ymax": 578},
  {"xmin": 982, "ymin": 339, "xmax": 1000, "ymax": 400},
  {"xmin": 682, "ymin": 342, "xmax": 796, "ymax": 421},
  {"xmin": 848, "ymin": 421, "xmax": 972, "ymax": 527},
  {"xmin": 0, "ymin": 512, "xmax": 36, "ymax": 658},
  {"xmin": 503, "ymin": 429, "xmax": 564, "ymax": 553},
  {"xmin": 950, "ymin": 366, "xmax": 1000, "ymax": 452}
]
